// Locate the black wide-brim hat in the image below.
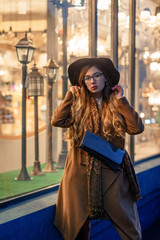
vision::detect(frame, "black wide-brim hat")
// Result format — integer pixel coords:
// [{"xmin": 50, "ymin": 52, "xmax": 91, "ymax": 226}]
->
[{"xmin": 68, "ymin": 57, "xmax": 120, "ymax": 87}]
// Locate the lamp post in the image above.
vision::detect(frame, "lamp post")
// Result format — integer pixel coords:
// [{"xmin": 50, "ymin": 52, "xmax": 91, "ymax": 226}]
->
[
  {"xmin": 89, "ymin": 0, "xmax": 97, "ymax": 57},
  {"xmin": 27, "ymin": 64, "xmax": 44, "ymax": 176},
  {"xmin": 43, "ymin": 58, "xmax": 59, "ymax": 172},
  {"xmin": 128, "ymin": 0, "xmax": 136, "ymax": 163},
  {"xmin": 15, "ymin": 33, "xmax": 35, "ymax": 181},
  {"xmin": 51, "ymin": 0, "xmax": 85, "ymax": 168},
  {"xmin": 111, "ymin": 0, "xmax": 118, "ymax": 68}
]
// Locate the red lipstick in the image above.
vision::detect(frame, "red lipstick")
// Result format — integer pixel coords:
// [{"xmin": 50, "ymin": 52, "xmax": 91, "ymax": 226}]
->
[{"xmin": 91, "ymin": 86, "xmax": 97, "ymax": 90}]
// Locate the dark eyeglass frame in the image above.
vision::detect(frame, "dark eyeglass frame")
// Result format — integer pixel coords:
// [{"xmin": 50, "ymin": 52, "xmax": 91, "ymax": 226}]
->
[{"xmin": 83, "ymin": 72, "xmax": 103, "ymax": 82}]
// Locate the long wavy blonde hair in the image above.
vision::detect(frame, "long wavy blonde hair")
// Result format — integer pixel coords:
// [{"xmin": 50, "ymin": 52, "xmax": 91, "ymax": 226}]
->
[{"xmin": 67, "ymin": 64, "xmax": 125, "ymax": 147}]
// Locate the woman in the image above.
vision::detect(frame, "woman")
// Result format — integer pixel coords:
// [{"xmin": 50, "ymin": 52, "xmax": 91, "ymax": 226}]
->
[{"xmin": 51, "ymin": 58, "xmax": 144, "ymax": 240}]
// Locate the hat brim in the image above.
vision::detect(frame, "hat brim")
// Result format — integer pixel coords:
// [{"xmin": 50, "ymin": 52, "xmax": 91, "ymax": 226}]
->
[{"xmin": 68, "ymin": 57, "xmax": 120, "ymax": 87}]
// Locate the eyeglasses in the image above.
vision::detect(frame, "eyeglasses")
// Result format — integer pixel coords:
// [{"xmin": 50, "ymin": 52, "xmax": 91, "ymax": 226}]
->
[{"xmin": 83, "ymin": 72, "xmax": 103, "ymax": 82}]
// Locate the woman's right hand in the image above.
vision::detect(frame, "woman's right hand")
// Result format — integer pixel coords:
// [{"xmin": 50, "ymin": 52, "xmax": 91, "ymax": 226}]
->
[{"xmin": 70, "ymin": 86, "xmax": 80, "ymax": 95}]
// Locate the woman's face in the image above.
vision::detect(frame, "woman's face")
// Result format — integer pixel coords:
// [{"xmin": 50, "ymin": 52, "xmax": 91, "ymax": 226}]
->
[{"xmin": 83, "ymin": 66, "xmax": 106, "ymax": 96}]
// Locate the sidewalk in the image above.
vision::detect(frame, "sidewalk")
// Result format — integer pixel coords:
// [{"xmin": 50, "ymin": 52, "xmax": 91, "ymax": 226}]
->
[{"xmin": 142, "ymin": 218, "xmax": 160, "ymax": 240}]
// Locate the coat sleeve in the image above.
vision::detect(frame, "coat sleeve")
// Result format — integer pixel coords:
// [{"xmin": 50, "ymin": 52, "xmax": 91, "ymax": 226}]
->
[
  {"xmin": 51, "ymin": 91, "xmax": 73, "ymax": 128},
  {"xmin": 117, "ymin": 97, "xmax": 144, "ymax": 135}
]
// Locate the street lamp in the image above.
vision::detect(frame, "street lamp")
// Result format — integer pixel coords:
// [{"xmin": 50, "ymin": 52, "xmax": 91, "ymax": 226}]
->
[
  {"xmin": 43, "ymin": 58, "xmax": 59, "ymax": 172},
  {"xmin": 27, "ymin": 64, "xmax": 44, "ymax": 176},
  {"xmin": 155, "ymin": 6, "xmax": 160, "ymax": 17},
  {"xmin": 15, "ymin": 33, "xmax": 35, "ymax": 64},
  {"xmin": 15, "ymin": 33, "xmax": 35, "ymax": 181},
  {"xmin": 51, "ymin": 0, "xmax": 85, "ymax": 95},
  {"xmin": 51, "ymin": 0, "xmax": 85, "ymax": 168}
]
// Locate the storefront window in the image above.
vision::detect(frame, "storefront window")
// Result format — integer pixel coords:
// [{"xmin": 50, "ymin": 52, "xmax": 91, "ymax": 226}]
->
[
  {"xmin": 117, "ymin": 0, "xmax": 160, "ymax": 160},
  {"xmin": 0, "ymin": 0, "xmax": 89, "ymax": 202},
  {"xmin": 134, "ymin": 1, "xmax": 160, "ymax": 160},
  {"xmin": 0, "ymin": 1, "xmax": 49, "ymax": 201}
]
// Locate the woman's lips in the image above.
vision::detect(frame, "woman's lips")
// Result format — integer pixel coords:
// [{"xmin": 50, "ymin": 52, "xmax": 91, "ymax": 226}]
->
[{"xmin": 91, "ymin": 86, "xmax": 97, "ymax": 90}]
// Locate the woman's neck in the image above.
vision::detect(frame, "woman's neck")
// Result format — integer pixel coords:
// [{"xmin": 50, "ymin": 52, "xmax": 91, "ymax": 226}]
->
[{"xmin": 90, "ymin": 91, "xmax": 103, "ymax": 99}]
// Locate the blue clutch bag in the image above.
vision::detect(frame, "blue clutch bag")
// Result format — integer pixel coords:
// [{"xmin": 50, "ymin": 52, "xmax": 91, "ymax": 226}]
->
[{"xmin": 79, "ymin": 131, "xmax": 125, "ymax": 171}]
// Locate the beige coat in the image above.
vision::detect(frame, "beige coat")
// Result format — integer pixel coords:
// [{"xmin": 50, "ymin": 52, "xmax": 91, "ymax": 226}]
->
[{"xmin": 51, "ymin": 91, "xmax": 144, "ymax": 240}]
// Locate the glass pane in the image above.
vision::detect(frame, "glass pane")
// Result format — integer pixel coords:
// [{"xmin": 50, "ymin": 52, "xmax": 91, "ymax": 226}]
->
[
  {"xmin": 67, "ymin": 1, "xmax": 88, "ymax": 59},
  {"xmin": 134, "ymin": 0, "xmax": 160, "ymax": 160},
  {"xmin": 28, "ymin": 49, "xmax": 35, "ymax": 63},
  {"xmin": 48, "ymin": 69, "xmax": 56, "ymax": 80},
  {"xmin": 0, "ymin": 34, "xmax": 47, "ymax": 200},
  {"xmin": 97, "ymin": 0, "xmax": 111, "ymax": 57},
  {"xmin": 17, "ymin": 48, "xmax": 28, "ymax": 62}
]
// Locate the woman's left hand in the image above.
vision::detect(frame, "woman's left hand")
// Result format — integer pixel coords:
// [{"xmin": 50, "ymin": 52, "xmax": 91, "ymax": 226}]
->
[{"xmin": 111, "ymin": 85, "xmax": 124, "ymax": 100}]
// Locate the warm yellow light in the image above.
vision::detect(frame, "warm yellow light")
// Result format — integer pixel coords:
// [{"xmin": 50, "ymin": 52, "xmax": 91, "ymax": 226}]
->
[
  {"xmin": 150, "ymin": 51, "xmax": 160, "ymax": 60},
  {"xmin": 125, "ymin": 16, "xmax": 129, "ymax": 29},
  {"xmin": 14, "ymin": 109, "xmax": 18, "ymax": 115},
  {"xmin": 149, "ymin": 92, "xmax": 160, "ymax": 106},
  {"xmin": 75, "ymin": 0, "xmax": 85, "ymax": 9},
  {"xmin": 157, "ymin": 13, "xmax": 160, "ymax": 20},
  {"xmin": 118, "ymin": 12, "xmax": 127, "ymax": 22},
  {"xmin": 140, "ymin": 112, "xmax": 145, "ymax": 118},
  {"xmin": 140, "ymin": 9, "xmax": 151, "ymax": 22},
  {"xmin": 143, "ymin": 51, "xmax": 150, "ymax": 59},
  {"xmin": 147, "ymin": 16, "xmax": 157, "ymax": 27},
  {"xmin": 98, "ymin": 45, "xmax": 105, "ymax": 53},
  {"xmin": 68, "ymin": 34, "xmax": 88, "ymax": 55},
  {"xmin": 18, "ymin": 2, "xmax": 27, "ymax": 14},
  {"xmin": 0, "ymin": 70, "xmax": 4, "ymax": 76},
  {"xmin": 150, "ymin": 62, "xmax": 160, "ymax": 71},
  {"xmin": 97, "ymin": 0, "xmax": 110, "ymax": 10},
  {"xmin": 75, "ymin": 0, "xmax": 81, "ymax": 4}
]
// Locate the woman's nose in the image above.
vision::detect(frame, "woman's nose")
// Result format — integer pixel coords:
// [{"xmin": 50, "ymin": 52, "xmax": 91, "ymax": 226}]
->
[{"xmin": 90, "ymin": 76, "xmax": 96, "ymax": 83}]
